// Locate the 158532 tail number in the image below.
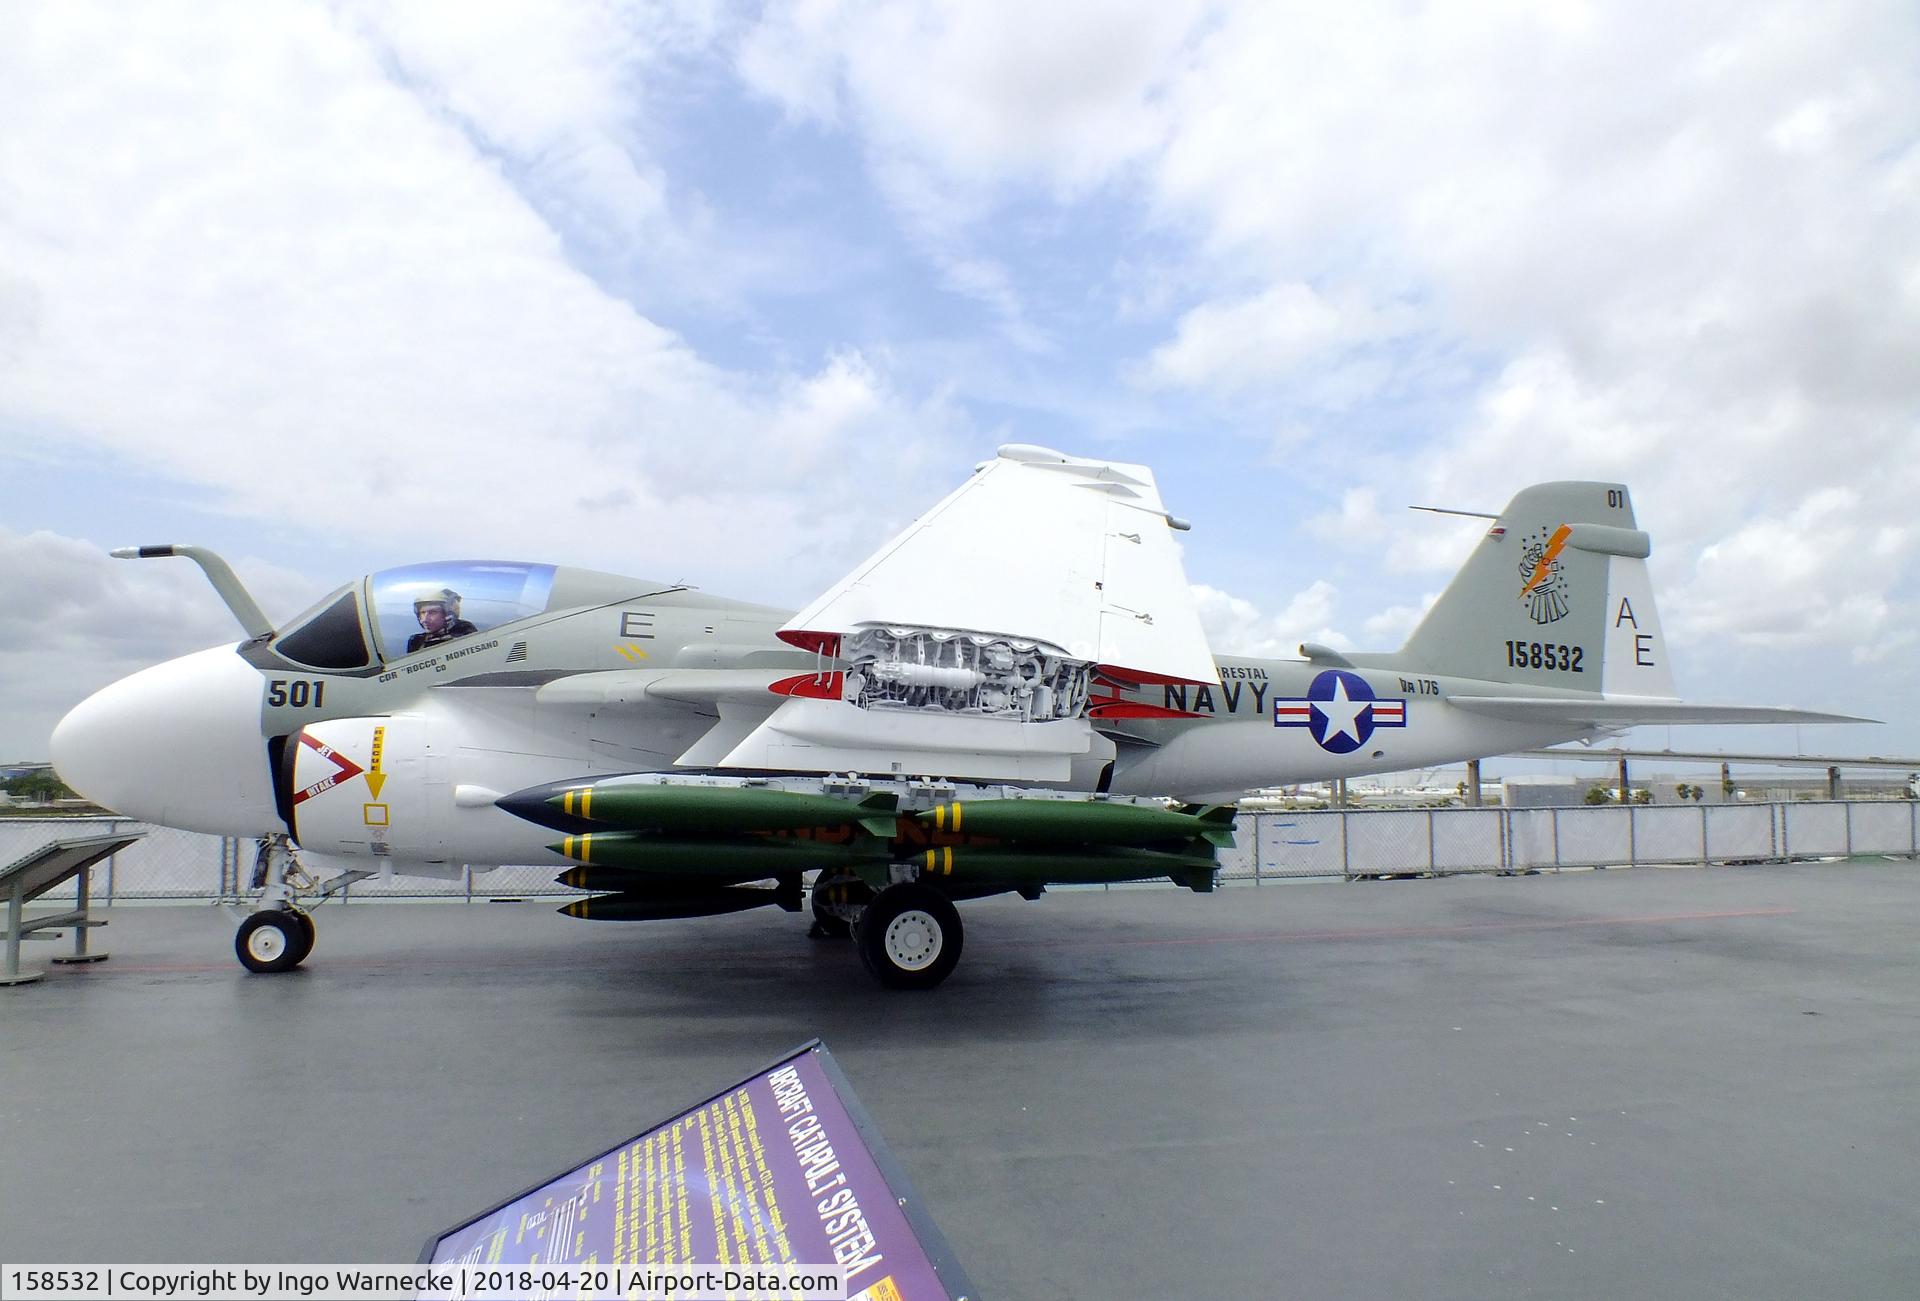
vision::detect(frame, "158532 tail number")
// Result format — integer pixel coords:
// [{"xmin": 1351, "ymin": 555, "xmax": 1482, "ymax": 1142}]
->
[{"xmin": 1504, "ymin": 641, "xmax": 1584, "ymax": 673}]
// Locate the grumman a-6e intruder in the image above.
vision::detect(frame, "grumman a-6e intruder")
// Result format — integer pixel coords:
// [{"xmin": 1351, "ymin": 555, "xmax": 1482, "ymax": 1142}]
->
[{"xmin": 52, "ymin": 447, "xmax": 1859, "ymax": 987}]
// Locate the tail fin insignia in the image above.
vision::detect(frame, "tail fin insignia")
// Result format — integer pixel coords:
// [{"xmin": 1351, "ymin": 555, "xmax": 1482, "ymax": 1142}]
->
[{"xmin": 1519, "ymin": 523, "xmax": 1574, "ymax": 623}]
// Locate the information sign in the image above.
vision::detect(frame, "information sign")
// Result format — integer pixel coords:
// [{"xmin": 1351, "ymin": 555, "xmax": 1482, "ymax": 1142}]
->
[{"xmin": 420, "ymin": 1042, "xmax": 970, "ymax": 1301}]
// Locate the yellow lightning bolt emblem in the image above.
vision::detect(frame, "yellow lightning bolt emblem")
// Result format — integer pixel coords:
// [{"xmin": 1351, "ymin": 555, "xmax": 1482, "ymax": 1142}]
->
[{"xmin": 1521, "ymin": 524, "xmax": 1573, "ymax": 596}]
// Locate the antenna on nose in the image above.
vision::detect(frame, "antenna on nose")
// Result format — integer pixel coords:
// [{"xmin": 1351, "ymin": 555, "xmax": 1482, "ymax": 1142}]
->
[{"xmin": 112, "ymin": 544, "xmax": 276, "ymax": 640}]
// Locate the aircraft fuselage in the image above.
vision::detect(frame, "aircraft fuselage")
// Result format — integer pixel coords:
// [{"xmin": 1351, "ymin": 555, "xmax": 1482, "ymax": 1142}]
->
[{"xmin": 54, "ymin": 572, "xmax": 1586, "ymax": 874}]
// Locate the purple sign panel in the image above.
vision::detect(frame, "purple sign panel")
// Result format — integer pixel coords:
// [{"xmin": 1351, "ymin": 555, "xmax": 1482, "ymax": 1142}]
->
[{"xmin": 424, "ymin": 1045, "xmax": 960, "ymax": 1300}]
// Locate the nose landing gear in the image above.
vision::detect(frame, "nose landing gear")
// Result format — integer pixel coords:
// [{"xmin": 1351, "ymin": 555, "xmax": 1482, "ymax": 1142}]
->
[
  {"xmin": 234, "ymin": 835, "xmax": 362, "ymax": 973},
  {"xmin": 235, "ymin": 908, "xmax": 312, "ymax": 973}
]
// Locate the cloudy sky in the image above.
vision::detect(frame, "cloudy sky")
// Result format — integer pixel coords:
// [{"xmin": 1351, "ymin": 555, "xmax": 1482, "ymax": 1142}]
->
[{"xmin": 2, "ymin": 0, "xmax": 1915, "ymax": 767}]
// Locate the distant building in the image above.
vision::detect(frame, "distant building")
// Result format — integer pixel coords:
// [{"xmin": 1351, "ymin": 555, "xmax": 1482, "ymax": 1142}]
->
[
  {"xmin": 1501, "ymin": 776, "xmax": 1585, "ymax": 807},
  {"xmin": 1733, "ymin": 774, "xmax": 1915, "ymax": 801}
]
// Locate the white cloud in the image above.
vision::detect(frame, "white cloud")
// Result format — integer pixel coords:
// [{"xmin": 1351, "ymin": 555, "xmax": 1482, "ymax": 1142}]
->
[
  {"xmin": 739, "ymin": 0, "xmax": 1204, "ymax": 193},
  {"xmin": 1306, "ymin": 487, "xmax": 1388, "ymax": 542},
  {"xmin": 1144, "ymin": 284, "xmax": 1413, "ymax": 393},
  {"xmin": 1191, "ymin": 579, "xmax": 1347, "ymax": 658},
  {"xmin": 738, "ymin": 0, "xmax": 1920, "ymax": 676},
  {"xmin": 6, "ymin": 0, "xmax": 1916, "ymax": 759},
  {"xmin": 0, "ymin": 527, "xmax": 319, "ymax": 757},
  {"xmin": 1362, "ymin": 599, "xmax": 1436, "ymax": 648},
  {"xmin": 0, "ymin": 2, "xmax": 973, "ymax": 599},
  {"xmin": 1144, "ymin": 3, "xmax": 1920, "ymax": 666},
  {"xmin": 736, "ymin": 0, "xmax": 1209, "ymax": 342},
  {"xmin": 337, "ymin": 0, "xmax": 730, "ymax": 292},
  {"xmin": 1664, "ymin": 489, "xmax": 1920, "ymax": 656}
]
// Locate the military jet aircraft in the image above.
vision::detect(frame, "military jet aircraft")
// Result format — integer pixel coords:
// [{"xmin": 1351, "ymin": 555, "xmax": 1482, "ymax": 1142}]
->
[{"xmin": 51, "ymin": 446, "xmax": 1860, "ymax": 987}]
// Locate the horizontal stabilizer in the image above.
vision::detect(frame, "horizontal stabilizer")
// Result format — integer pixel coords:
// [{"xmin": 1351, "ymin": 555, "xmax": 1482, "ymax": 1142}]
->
[{"xmin": 1446, "ymin": 696, "xmax": 1877, "ymax": 727}]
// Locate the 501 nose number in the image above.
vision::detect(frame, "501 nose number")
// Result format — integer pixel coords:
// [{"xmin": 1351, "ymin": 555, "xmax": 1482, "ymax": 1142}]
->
[
  {"xmin": 266, "ymin": 678, "xmax": 327, "ymax": 708},
  {"xmin": 1504, "ymin": 641, "xmax": 1584, "ymax": 672}
]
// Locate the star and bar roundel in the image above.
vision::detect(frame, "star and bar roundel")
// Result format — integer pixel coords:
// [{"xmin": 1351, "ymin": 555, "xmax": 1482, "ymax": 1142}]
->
[{"xmin": 1273, "ymin": 669, "xmax": 1407, "ymax": 754}]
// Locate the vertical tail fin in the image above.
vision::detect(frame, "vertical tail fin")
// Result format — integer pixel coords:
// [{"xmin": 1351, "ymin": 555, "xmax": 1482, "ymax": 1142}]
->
[{"xmin": 1397, "ymin": 482, "xmax": 1675, "ymax": 698}]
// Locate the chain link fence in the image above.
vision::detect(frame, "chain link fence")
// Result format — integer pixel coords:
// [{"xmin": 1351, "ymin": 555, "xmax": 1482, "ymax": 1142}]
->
[
  {"xmin": 1237, "ymin": 800, "xmax": 1920, "ymax": 879},
  {"xmin": 5, "ymin": 801, "xmax": 1917, "ymax": 900}
]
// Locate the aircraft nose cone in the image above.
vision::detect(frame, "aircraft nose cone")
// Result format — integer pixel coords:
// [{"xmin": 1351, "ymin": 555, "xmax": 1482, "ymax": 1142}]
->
[{"xmin": 51, "ymin": 645, "xmax": 281, "ymax": 835}]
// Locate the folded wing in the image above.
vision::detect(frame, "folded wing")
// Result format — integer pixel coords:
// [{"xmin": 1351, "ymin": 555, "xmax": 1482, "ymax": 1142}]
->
[{"xmin": 722, "ymin": 445, "xmax": 1217, "ymax": 781}]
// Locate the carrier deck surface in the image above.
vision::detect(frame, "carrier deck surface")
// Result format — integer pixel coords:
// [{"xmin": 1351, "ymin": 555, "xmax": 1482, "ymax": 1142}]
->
[{"xmin": 3, "ymin": 862, "xmax": 1915, "ymax": 1299}]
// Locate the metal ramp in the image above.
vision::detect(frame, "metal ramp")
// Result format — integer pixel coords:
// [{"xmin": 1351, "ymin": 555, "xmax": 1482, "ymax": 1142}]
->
[{"xmin": 2, "ymin": 832, "xmax": 141, "ymax": 986}]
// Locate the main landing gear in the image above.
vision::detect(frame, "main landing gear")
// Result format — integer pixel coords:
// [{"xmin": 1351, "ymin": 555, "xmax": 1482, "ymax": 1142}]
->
[
  {"xmin": 807, "ymin": 871, "xmax": 989, "ymax": 988},
  {"xmin": 233, "ymin": 834, "xmax": 363, "ymax": 974},
  {"xmin": 840, "ymin": 881, "xmax": 966, "ymax": 990}
]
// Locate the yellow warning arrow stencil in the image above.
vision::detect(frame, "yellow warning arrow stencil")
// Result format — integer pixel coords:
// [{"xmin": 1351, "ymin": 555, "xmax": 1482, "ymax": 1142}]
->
[{"xmin": 366, "ymin": 725, "xmax": 387, "ymax": 800}]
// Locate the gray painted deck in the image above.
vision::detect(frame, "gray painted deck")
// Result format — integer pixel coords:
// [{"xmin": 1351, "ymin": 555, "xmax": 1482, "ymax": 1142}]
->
[{"xmin": 3, "ymin": 862, "xmax": 1916, "ymax": 1299}]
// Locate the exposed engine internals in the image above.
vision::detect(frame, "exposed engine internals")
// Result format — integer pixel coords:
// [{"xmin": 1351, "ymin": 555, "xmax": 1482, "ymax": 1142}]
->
[{"xmin": 842, "ymin": 626, "xmax": 1090, "ymax": 721}]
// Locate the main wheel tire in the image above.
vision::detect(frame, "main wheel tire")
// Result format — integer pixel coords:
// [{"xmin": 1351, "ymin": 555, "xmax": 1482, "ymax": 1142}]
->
[
  {"xmin": 855, "ymin": 883, "xmax": 963, "ymax": 990},
  {"xmin": 236, "ymin": 910, "xmax": 306, "ymax": 974}
]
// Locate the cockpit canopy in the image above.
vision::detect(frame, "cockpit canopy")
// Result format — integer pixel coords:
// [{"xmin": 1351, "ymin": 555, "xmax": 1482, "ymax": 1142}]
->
[{"xmin": 270, "ymin": 561, "xmax": 558, "ymax": 670}]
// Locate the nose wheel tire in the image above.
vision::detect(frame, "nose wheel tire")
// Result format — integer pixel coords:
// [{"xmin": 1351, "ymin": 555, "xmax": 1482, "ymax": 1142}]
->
[
  {"xmin": 236, "ymin": 910, "xmax": 311, "ymax": 974},
  {"xmin": 855, "ymin": 883, "xmax": 963, "ymax": 989},
  {"xmin": 287, "ymin": 909, "xmax": 316, "ymax": 965}
]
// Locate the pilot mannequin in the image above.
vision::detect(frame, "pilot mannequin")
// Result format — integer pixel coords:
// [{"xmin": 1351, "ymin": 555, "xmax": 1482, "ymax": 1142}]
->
[{"xmin": 406, "ymin": 588, "xmax": 479, "ymax": 653}]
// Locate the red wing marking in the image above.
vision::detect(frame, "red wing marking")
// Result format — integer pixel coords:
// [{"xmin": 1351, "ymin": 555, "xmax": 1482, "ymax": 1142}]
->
[
  {"xmin": 769, "ymin": 671, "xmax": 845, "ymax": 699},
  {"xmin": 776, "ymin": 629, "xmax": 843, "ymax": 656},
  {"xmin": 1088, "ymin": 689, "xmax": 1202, "ymax": 720}
]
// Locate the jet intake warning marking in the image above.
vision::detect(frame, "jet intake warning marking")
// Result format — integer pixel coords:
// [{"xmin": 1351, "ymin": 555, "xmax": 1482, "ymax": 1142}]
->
[
  {"xmin": 1274, "ymin": 669, "xmax": 1407, "ymax": 755},
  {"xmin": 292, "ymin": 732, "xmax": 365, "ymax": 804}
]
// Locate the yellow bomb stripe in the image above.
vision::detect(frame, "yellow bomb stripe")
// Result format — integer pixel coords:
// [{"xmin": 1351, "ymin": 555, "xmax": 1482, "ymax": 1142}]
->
[{"xmin": 920, "ymin": 846, "xmax": 955, "ymax": 876}]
